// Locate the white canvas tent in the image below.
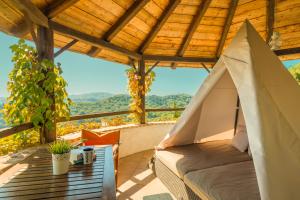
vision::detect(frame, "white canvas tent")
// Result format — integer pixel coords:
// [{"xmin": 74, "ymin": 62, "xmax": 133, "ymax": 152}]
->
[{"xmin": 158, "ymin": 21, "xmax": 300, "ymax": 200}]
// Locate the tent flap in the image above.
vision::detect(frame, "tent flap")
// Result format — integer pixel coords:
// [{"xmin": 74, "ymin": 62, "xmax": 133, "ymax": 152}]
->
[{"xmin": 158, "ymin": 20, "xmax": 300, "ymax": 200}]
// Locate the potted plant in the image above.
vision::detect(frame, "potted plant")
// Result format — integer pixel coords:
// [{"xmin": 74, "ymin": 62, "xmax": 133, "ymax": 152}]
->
[{"xmin": 49, "ymin": 140, "xmax": 73, "ymax": 175}]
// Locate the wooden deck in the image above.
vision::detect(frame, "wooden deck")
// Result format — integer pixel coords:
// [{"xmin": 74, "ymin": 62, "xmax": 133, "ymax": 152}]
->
[
  {"xmin": 117, "ymin": 150, "xmax": 174, "ymax": 200},
  {"xmin": 0, "ymin": 146, "xmax": 116, "ymax": 200}
]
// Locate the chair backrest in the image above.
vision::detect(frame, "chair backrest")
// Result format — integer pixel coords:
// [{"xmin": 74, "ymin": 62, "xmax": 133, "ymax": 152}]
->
[
  {"xmin": 82, "ymin": 129, "xmax": 121, "ymax": 184},
  {"xmin": 82, "ymin": 129, "xmax": 120, "ymax": 146}
]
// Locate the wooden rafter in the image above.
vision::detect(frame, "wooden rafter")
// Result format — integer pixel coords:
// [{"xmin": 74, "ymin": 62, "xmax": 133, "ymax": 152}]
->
[
  {"xmin": 9, "ymin": 0, "xmax": 48, "ymax": 28},
  {"xmin": 274, "ymin": 47, "xmax": 300, "ymax": 56},
  {"xmin": 54, "ymin": 39, "xmax": 78, "ymax": 58},
  {"xmin": 266, "ymin": 0, "xmax": 275, "ymax": 43},
  {"xmin": 129, "ymin": 58, "xmax": 137, "ymax": 71},
  {"xmin": 177, "ymin": 0, "xmax": 212, "ymax": 56},
  {"xmin": 46, "ymin": 0, "xmax": 80, "ymax": 19},
  {"xmin": 145, "ymin": 61, "xmax": 160, "ymax": 75},
  {"xmin": 138, "ymin": 0, "xmax": 181, "ymax": 53},
  {"xmin": 50, "ymin": 21, "xmax": 141, "ymax": 59},
  {"xmin": 216, "ymin": 0, "xmax": 238, "ymax": 57},
  {"xmin": 170, "ymin": 0, "xmax": 211, "ymax": 68},
  {"xmin": 87, "ymin": 0, "xmax": 150, "ymax": 57},
  {"xmin": 143, "ymin": 55, "xmax": 217, "ymax": 63},
  {"xmin": 201, "ymin": 63, "xmax": 210, "ymax": 73},
  {"xmin": 87, "ymin": 46, "xmax": 101, "ymax": 57},
  {"xmin": 104, "ymin": 0, "xmax": 149, "ymax": 41}
]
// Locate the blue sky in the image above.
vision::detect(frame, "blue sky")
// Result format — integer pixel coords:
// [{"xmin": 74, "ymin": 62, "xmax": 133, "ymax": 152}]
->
[{"xmin": 0, "ymin": 32, "xmax": 299, "ymax": 97}]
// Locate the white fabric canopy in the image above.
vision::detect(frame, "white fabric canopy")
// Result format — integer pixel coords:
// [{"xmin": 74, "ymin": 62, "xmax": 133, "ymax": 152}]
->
[{"xmin": 158, "ymin": 21, "xmax": 300, "ymax": 200}]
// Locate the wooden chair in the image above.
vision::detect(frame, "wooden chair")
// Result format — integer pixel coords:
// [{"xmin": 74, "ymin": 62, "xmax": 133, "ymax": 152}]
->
[{"xmin": 82, "ymin": 129, "xmax": 120, "ymax": 184}]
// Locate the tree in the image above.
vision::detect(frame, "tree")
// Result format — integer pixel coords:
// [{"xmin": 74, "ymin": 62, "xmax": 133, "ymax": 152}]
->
[
  {"xmin": 3, "ymin": 39, "xmax": 72, "ymax": 143},
  {"xmin": 289, "ymin": 63, "xmax": 300, "ymax": 84},
  {"xmin": 126, "ymin": 67, "xmax": 155, "ymax": 123}
]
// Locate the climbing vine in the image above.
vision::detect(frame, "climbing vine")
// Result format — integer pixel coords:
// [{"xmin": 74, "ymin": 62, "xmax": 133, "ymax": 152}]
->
[
  {"xmin": 126, "ymin": 66, "xmax": 155, "ymax": 122},
  {"xmin": 3, "ymin": 39, "xmax": 72, "ymax": 142}
]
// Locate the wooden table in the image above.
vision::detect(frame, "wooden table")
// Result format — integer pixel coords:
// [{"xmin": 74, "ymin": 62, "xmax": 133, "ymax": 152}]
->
[{"xmin": 0, "ymin": 146, "xmax": 116, "ymax": 200}]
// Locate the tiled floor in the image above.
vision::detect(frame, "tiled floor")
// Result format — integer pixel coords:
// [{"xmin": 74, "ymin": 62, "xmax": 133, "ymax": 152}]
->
[{"xmin": 117, "ymin": 150, "xmax": 174, "ymax": 200}]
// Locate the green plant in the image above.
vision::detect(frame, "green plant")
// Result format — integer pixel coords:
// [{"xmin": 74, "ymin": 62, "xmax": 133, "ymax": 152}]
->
[
  {"xmin": 289, "ymin": 63, "xmax": 300, "ymax": 84},
  {"xmin": 126, "ymin": 67, "xmax": 155, "ymax": 122},
  {"xmin": 49, "ymin": 140, "xmax": 73, "ymax": 154},
  {"xmin": 0, "ymin": 129, "xmax": 40, "ymax": 155},
  {"xmin": 3, "ymin": 39, "xmax": 72, "ymax": 142}
]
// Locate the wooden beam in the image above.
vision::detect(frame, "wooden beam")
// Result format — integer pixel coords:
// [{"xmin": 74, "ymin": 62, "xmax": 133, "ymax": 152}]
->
[
  {"xmin": 137, "ymin": 59, "xmax": 146, "ymax": 124},
  {"xmin": 46, "ymin": 0, "xmax": 79, "ymax": 19},
  {"xmin": 50, "ymin": 21, "xmax": 142, "ymax": 59},
  {"xmin": 138, "ymin": 0, "xmax": 181, "ymax": 53},
  {"xmin": 0, "ymin": 123, "xmax": 34, "ymax": 139},
  {"xmin": 103, "ymin": 0, "xmax": 150, "ymax": 41},
  {"xmin": 54, "ymin": 39, "xmax": 78, "ymax": 58},
  {"xmin": 9, "ymin": 0, "xmax": 48, "ymax": 28},
  {"xmin": 274, "ymin": 47, "xmax": 300, "ymax": 56},
  {"xmin": 36, "ymin": 25, "xmax": 56, "ymax": 143},
  {"xmin": 87, "ymin": 0, "xmax": 150, "ymax": 57},
  {"xmin": 30, "ymin": 24, "xmax": 38, "ymax": 47},
  {"xmin": 129, "ymin": 58, "xmax": 137, "ymax": 71},
  {"xmin": 58, "ymin": 110, "xmax": 133, "ymax": 122},
  {"xmin": 266, "ymin": 0, "xmax": 275, "ymax": 43},
  {"xmin": 201, "ymin": 63, "xmax": 210, "ymax": 73},
  {"xmin": 145, "ymin": 61, "xmax": 159, "ymax": 75},
  {"xmin": 143, "ymin": 55, "xmax": 217, "ymax": 63},
  {"xmin": 146, "ymin": 108, "xmax": 184, "ymax": 112},
  {"xmin": 216, "ymin": 0, "xmax": 238, "ymax": 57},
  {"xmin": 87, "ymin": 47, "xmax": 101, "ymax": 57},
  {"xmin": 177, "ymin": 0, "xmax": 212, "ymax": 56}
]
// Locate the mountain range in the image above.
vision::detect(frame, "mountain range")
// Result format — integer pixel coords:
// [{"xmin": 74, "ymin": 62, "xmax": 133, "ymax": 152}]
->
[{"xmin": 0, "ymin": 93, "xmax": 192, "ymax": 128}]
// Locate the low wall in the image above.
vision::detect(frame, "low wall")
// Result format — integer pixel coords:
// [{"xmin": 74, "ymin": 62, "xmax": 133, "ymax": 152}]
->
[
  {"xmin": 62, "ymin": 122, "xmax": 175, "ymax": 158},
  {"xmin": 119, "ymin": 122, "xmax": 174, "ymax": 158},
  {"xmin": 94, "ymin": 122, "xmax": 175, "ymax": 158}
]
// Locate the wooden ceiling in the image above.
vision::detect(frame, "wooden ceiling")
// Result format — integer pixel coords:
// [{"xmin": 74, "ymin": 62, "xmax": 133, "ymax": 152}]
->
[{"xmin": 0, "ymin": 0, "xmax": 299, "ymax": 68}]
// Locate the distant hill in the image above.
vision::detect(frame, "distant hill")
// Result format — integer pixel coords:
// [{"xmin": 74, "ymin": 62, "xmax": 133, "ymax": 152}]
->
[
  {"xmin": 70, "ymin": 94, "xmax": 192, "ymax": 115},
  {"xmin": 0, "ymin": 93, "xmax": 192, "ymax": 128},
  {"xmin": 69, "ymin": 92, "xmax": 114, "ymax": 102}
]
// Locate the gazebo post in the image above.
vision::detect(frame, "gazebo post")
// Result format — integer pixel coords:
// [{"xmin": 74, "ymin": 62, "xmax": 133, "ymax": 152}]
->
[
  {"xmin": 36, "ymin": 24, "xmax": 56, "ymax": 143},
  {"xmin": 137, "ymin": 59, "xmax": 146, "ymax": 124}
]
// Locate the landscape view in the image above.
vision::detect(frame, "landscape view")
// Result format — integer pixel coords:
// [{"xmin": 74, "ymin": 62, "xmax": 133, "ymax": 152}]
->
[
  {"xmin": 0, "ymin": 61, "xmax": 299, "ymax": 156},
  {"xmin": 0, "ymin": 92, "xmax": 191, "ymax": 129},
  {"xmin": 1, "ymin": 62, "xmax": 299, "ymax": 129}
]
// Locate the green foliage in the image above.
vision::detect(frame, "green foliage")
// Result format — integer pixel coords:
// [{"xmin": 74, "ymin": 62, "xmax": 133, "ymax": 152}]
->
[
  {"xmin": 3, "ymin": 39, "xmax": 71, "ymax": 136},
  {"xmin": 289, "ymin": 63, "xmax": 300, "ymax": 84},
  {"xmin": 0, "ymin": 129, "xmax": 39, "ymax": 155},
  {"xmin": 126, "ymin": 67, "xmax": 155, "ymax": 122},
  {"xmin": 49, "ymin": 140, "xmax": 73, "ymax": 154}
]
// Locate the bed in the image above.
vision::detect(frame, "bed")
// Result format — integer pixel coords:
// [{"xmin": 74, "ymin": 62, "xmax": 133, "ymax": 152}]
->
[{"xmin": 154, "ymin": 139, "xmax": 260, "ymax": 200}]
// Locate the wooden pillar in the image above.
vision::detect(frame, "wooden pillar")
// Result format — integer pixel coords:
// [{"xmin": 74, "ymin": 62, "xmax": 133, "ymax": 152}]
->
[
  {"xmin": 36, "ymin": 25, "xmax": 56, "ymax": 143},
  {"xmin": 137, "ymin": 59, "xmax": 146, "ymax": 124}
]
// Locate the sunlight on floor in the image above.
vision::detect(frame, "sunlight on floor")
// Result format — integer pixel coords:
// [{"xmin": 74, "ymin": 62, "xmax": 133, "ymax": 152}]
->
[{"xmin": 117, "ymin": 150, "xmax": 174, "ymax": 200}]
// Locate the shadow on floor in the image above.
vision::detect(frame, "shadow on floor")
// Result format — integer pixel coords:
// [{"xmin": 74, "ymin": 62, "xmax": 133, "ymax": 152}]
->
[
  {"xmin": 143, "ymin": 193, "xmax": 173, "ymax": 200},
  {"xmin": 117, "ymin": 150, "xmax": 173, "ymax": 200}
]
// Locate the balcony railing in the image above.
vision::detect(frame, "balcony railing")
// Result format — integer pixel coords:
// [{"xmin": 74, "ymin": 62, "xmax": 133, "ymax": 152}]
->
[{"xmin": 0, "ymin": 108, "xmax": 184, "ymax": 139}]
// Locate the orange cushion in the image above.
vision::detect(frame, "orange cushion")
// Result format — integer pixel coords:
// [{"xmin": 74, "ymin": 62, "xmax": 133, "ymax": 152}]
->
[{"xmin": 82, "ymin": 129, "xmax": 120, "ymax": 146}]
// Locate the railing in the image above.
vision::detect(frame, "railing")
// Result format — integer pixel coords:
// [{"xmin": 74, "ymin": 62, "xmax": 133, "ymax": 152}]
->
[{"xmin": 0, "ymin": 108, "xmax": 185, "ymax": 139}]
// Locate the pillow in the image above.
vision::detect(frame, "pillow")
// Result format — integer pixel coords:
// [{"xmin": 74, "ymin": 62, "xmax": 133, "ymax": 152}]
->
[{"xmin": 232, "ymin": 126, "xmax": 249, "ymax": 152}]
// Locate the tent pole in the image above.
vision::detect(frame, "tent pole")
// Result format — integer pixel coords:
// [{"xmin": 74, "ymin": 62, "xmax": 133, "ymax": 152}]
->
[{"xmin": 233, "ymin": 96, "xmax": 240, "ymax": 135}]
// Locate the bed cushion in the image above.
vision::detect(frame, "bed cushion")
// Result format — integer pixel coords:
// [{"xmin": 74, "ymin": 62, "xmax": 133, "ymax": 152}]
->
[
  {"xmin": 184, "ymin": 161, "xmax": 260, "ymax": 200},
  {"xmin": 156, "ymin": 139, "xmax": 251, "ymax": 179}
]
